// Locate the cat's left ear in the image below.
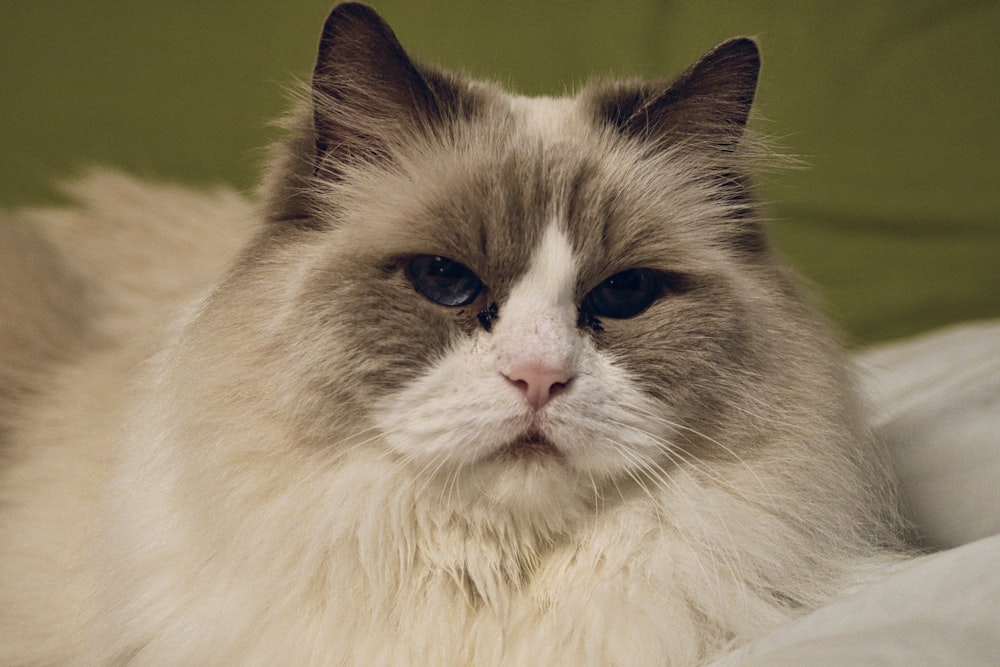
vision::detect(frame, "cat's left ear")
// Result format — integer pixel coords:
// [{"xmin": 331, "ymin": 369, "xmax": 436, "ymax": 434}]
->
[
  {"xmin": 596, "ymin": 37, "xmax": 760, "ymax": 148},
  {"xmin": 309, "ymin": 3, "xmax": 463, "ymax": 177}
]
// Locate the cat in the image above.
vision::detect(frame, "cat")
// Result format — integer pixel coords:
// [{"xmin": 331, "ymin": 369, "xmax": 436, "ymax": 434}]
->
[{"xmin": 0, "ymin": 3, "xmax": 908, "ymax": 665}]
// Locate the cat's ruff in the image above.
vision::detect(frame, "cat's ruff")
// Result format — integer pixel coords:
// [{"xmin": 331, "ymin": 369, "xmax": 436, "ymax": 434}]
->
[{"xmin": 0, "ymin": 3, "xmax": 909, "ymax": 666}]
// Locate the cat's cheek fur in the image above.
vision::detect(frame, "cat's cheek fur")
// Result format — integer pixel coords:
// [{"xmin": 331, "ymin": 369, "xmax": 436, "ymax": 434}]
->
[
  {"xmin": 543, "ymin": 353, "xmax": 675, "ymax": 475},
  {"xmin": 374, "ymin": 334, "xmax": 531, "ymax": 467}
]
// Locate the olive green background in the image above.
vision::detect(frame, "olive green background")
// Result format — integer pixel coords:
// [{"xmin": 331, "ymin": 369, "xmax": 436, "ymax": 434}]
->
[{"xmin": 2, "ymin": 1, "xmax": 997, "ymax": 344}]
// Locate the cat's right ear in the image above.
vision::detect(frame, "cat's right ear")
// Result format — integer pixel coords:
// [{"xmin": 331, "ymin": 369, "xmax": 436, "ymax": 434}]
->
[
  {"xmin": 310, "ymin": 3, "xmax": 451, "ymax": 178},
  {"xmin": 594, "ymin": 38, "xmax": 761, "ymax": 151}
]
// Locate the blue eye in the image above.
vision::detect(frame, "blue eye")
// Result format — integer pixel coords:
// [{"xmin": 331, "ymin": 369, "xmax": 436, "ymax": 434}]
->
[
  {"xmin": 406, "ymin": 255, "xmax": 483, "ymax": 307},
  {"xmin": 584, "ymin": 268, "xmax": 660, "ymax": 319}
]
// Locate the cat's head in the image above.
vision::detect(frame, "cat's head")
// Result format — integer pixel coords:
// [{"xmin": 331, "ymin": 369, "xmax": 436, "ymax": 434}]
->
[{"xmin": 190, "ymin": 4, "xmax": 840, "ymax": 515}]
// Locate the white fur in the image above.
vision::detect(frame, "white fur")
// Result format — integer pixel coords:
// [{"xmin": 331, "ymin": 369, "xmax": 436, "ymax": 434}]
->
[
  {"xmin": 509, "ymin": 95, "xmax": 581, "ymax": 143},
  {"xmin": 491, "ymin": 223, "xmax": 580, "ymax": 377}
]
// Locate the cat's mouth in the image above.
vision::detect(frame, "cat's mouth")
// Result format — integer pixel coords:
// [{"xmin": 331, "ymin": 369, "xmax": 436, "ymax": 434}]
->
[{"xmin": 492, "ymin": 430, "xmax": 562, "ymax": 463}]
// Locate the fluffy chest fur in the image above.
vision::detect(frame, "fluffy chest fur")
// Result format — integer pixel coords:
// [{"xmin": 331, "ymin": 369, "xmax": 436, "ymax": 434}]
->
[{"xmin": 0, "ymin": 3, "xmax": 907, "ymax": 666}]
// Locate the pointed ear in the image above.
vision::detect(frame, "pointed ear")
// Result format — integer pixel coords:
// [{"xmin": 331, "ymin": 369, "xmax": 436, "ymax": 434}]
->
[
  {"xmin": 310, "ymin": 3, "xmax": 445, "ymax": 176},
  {"xmin": 597, "ymin": 38, "xmax": 760, "ymax": 148}
]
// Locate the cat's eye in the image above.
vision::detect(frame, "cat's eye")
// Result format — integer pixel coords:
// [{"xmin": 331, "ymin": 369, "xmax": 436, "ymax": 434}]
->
[
  {"xmin": 406, "ymin": 255, "xmax": 483, "ymax": 307},
  {"xmin": 583, "ymin": 268, "xmax": 661, "ymax": 319}
]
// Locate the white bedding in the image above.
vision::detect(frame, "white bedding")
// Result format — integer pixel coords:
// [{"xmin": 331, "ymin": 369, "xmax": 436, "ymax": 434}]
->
[
  {"xmin": 714, "ymin": 320, "xmax": 1000, "ymax": 664},
  {"xmin": 860, "ymin": 320, "xmax": 1000, "ymax": 549}
]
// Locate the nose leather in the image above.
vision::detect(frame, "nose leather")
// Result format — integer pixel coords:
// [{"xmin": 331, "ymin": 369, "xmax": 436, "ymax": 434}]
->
[{"xmin": 502, "ymin": 362, "xmax": 572, "ymax": 410}]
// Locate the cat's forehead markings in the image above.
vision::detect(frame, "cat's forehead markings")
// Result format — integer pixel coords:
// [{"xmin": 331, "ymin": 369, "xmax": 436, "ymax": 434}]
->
[
  {"xmin": 506, "ymin": 223, "xmax": 578, "ymax": 309},
  {"xmin": 508, "ymin": 95, "xmax": 579, "ymax": 142}
]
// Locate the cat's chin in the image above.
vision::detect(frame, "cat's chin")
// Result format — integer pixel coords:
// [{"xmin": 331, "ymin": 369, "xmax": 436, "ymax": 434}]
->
[
  {"xmin": 458, "ymin": 432, "xmax": 593, "ymax": 514},
  {"xmin": 487, "ymin": 430, "xmax": 563, "ymax": 464},
  {"xmin": 471, "ymin": 462, "xmax": 585, "ymax": 516}
]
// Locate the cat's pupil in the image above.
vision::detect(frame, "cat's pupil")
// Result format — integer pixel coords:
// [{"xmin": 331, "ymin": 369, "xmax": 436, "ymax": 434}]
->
[
  {"xmin": 406, "ymin": 255, "xmax": 483, "ymax": 307},
  {"xmin": 584, "ymin": 268, "xmax": 660, "ymax": 319}
]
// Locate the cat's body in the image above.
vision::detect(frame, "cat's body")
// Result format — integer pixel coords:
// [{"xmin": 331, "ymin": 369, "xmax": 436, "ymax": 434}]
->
[{"xmin": 0, "ymin": 4, "xmax": 906, "ymax": 665}]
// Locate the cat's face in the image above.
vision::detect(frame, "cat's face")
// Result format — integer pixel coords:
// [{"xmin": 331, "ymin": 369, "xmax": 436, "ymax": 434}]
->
[
  {"xmin": 201, "ymin": 4, "xmax": 786, "ymax": 512},
  {"xmin": 305, "ymin": 115, "xmax": 758, "ymax": 511}
]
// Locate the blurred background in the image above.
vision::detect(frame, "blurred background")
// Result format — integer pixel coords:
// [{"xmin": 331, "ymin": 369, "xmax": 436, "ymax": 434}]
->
[{"xmin": 1, "ymin": 1, "xmax": 997, "ymax": 345}]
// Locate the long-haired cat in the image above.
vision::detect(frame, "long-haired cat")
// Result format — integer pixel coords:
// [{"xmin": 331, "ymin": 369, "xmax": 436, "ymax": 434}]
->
[{"xmin": 0, "ymin": 3, "xmax": 906, "ymax": 665}]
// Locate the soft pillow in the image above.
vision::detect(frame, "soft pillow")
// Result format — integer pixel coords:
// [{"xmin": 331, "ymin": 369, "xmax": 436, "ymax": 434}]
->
[{"xmin": 857, "ymin": 320, "xmax": 1000, "ymax": 548}]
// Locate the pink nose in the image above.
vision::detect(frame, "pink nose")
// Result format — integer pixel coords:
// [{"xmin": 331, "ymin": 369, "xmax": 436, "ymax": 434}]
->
[{"xmin": 502, "ymin": 363, "xmax": 573, "ymax": 410}]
